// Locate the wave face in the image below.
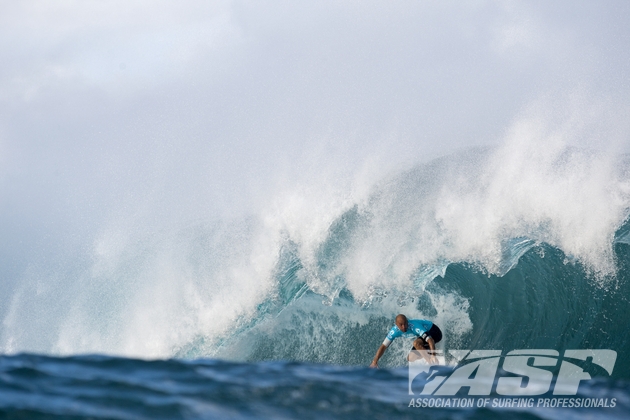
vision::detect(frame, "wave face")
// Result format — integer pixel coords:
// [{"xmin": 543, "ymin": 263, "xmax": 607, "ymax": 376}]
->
[{"xmin": 2, "ymin": 142, "xmax": 630, "ymax": 379}]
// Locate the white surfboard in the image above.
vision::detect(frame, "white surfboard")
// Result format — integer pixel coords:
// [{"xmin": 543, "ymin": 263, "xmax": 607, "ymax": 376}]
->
[{"xmin": 408, "ymin": 350, "xmax": 446, "ymax": 366}]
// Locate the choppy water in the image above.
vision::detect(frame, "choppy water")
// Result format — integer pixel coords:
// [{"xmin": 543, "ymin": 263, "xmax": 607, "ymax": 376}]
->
[{"xmin": 1, "ymin": 354, "xmax": 628, "ymax": 419}]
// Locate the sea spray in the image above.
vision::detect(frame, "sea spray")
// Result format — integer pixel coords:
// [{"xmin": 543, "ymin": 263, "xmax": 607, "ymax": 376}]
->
[{"xmin": 2, "ymin": 143, "xmax": 630, "ymax": 369}]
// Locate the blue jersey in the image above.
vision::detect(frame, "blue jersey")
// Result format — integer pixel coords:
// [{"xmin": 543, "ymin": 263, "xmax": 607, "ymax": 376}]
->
[{"xmin": 382, "ymin": 319, "xmax": 433, "ymax": 347}]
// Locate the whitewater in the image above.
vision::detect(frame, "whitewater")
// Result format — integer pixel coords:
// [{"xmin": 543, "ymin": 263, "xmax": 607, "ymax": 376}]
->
[
  {"xmin": 2, "ymin": 111, "xmax": 630, "ymax": 418},
  {"xmin": 4, "ymin": 110, "xmax": 630, "ymax": 362}
]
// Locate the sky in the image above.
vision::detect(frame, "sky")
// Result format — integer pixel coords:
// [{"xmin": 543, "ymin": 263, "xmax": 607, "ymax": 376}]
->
[{"xmin": 1, "ymin": 0, "xmax": 630, "ymax": 337}]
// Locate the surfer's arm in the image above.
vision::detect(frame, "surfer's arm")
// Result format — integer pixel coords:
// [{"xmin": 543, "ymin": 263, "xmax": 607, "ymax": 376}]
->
[
  {"xmin": 370, "ymin": 344, "xmax": 387, "ymax": 368},
  {"xmin": 426, "ymin": 336, "xmax": 435, "ymax": 351},
  {"xmin": 426, "ymin": 336, "xmax": 438, "ymax": 364}
]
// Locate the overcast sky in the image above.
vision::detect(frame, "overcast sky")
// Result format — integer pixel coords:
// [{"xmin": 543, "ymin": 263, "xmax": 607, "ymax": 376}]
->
[{"xmin": 1, "ymin": 0, "xmax": 630, "ymax": 303}]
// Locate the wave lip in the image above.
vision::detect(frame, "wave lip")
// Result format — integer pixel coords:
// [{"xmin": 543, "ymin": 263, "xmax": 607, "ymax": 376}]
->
[{"xmin": 2, "ymin": 146, "xmax": 630, "ymax": 366}]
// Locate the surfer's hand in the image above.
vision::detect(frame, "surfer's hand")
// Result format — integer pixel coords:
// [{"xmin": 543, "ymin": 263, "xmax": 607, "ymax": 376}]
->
[
  {"xmin": 369, "ymin": 361, "xmax": 378, "ymax": 368},
  {"xmin": 429, "ymin": 355, "xmax": 438, "ymax": 365}
]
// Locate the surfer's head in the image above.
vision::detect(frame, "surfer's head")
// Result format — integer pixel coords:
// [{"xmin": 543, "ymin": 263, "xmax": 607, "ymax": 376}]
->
[{"xmin": 395, "ymin": 314, "xmax": 408, "ymax": 332}]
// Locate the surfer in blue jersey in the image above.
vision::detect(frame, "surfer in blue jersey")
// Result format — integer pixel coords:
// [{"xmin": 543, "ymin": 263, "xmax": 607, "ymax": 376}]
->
[{"xmin": 369, "ymin": 314, "xmax": 442, "ymax": 368}]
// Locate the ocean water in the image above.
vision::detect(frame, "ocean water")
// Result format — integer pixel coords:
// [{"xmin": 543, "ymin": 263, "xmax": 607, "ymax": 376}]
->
[
  {"xmin": 2, "ymin": 146, "xmax": 630, "ymax": 418},
  {"xmin": 1, "ymin": 354, "xmax": 629, "ymax": 419}
]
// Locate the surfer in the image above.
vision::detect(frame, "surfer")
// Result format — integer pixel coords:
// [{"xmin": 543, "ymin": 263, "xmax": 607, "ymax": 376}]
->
[{"xmin": 369, "ymin": 314, "xmax": 442, "ymax": 368}]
